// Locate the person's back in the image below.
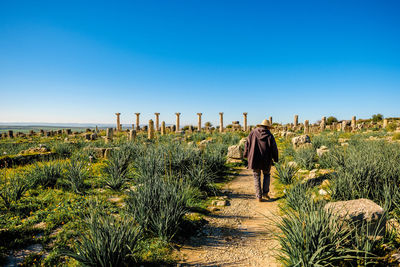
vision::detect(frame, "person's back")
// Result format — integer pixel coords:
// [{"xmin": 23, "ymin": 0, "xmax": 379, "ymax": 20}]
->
[{"xmin": 244, "ymin": 119, "xmax": 278, "ymax": 201}]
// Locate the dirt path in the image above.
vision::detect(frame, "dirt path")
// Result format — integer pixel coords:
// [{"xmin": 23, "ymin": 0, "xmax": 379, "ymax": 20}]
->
[{"xmin": 176, "ymin": 168, "xmax": 281, "ymax": 267}]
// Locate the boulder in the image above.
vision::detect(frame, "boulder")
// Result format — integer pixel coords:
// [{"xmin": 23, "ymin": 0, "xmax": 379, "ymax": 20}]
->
[
  {"xmin": 291, "ymin": 135, "xmax": 311, "ymax": 148},
  {"xmin": 239, "ymin": 138, "xmax": 247, "ymax": 147},
  {"xmin": 317, "ymin": 146, "xmax": 330, "ymax": 157},
  {"xmin": 227, "ymin": 145, "xmax": 243, "ymax": 159},
  {"xmin": 324, "ymin": 198, "xmax": 385, "ymax": 235}
]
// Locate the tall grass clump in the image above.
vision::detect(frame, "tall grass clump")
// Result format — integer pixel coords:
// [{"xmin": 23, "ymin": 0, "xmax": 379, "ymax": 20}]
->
[
  {"xmin": 294, "ymin": 147, "xmax": 315, "ymax": 170},
  {"xmin": 0, "ymin": 172, "xmax": 29, "ymax": 209},
  {"xmin": 28, "ymin": 161, "xmax": 63, "ymax": 188},
  {"xmin": 126, "ymin": 175, "xmax": 188, "ymax": 241},
  {"xmin": 185, "ymin": 166, "xmax": 216, "ymax": 193},
  {"xmin": 52, "ymin": 142, "xmax": 74, "ymax": 157},
  {"xmin": 311, "ymin": 134, "xmax": 338, "ymax": 149},
  {"xmin": 64, "ymin": 209, "xmax": 142, "ymax": 267},
  {"xmin": 102, "ymin": 148, "xmax": 133, "ymax": 190},
  {"xmin": 284, "ymin": 182, "xmax": 312, "ymax": 211},
  {"xmin": 276, "ymin": 201, "xmax": 351, "ymax": 266},
  {"xmin": 330, "ymin": 141, "xmax": 400, "ymax": 206},
  {"xmin": 274, "ymin": 162, "xmax": 298, "ymax": 185},
  {"xmin": 64, "ymin": 159, "xmax": 90, "ymax": 194}
]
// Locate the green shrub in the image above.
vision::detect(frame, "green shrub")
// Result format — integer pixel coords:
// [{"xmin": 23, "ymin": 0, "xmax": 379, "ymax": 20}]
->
[
  {"xmin": 126, "ymin": 176, "xmax": 188, "ymax": 241},
  {"xmin": 276, "ymin": 200, "xmax": 385, "ymax": 266},
  {"xmin": 318, "ymin": 147, "xmax": 345, "ymax": 169},
  {"xmin": 276, "ymin": 201, "xmax": 351, "ymax": 266},
  {"xmin": 0, "ymin": 172, "xmax": 29, "ymax": 209},
  {"xmin": 64, "ymin": 159, "xmax": 90, "ymax": 194},
  {"xmin": 102, "ymin": 148, "xmax": 133, "ymax": 190},
  {"xmin": 28, "ymin": 161, "xmax": 63, "ymax": 188},
  {"xmin": 284, "ymin": 182, "xmax": 311, "ymax": 211},
  {"xmin": 185, "ymin": 166, "xmax": 216, "ymax": 193},
  {"xmin": 387, "ymin": 123, "xmax": 397, "ymax": 132},
  {"xmin": 52, "ymin": 142, "xmax": 74, "ymax": 156},
  {"xmin": 311, "ymin": 134, "xmax": 338, "ymax": 149},
  {"xmin": 326, "ymin": 116, "xmax": 338, "ymax": 125},
  {"xmin": 372, "ymin": 114, "xmax": 383, "ymax": 122},
  {"xmin": 294, "ymin": 147, "xmax": 315, "ymax": 170},
  {"xmin": 330, "ymin": 141, "xmax": 400, "ymax": 207},
  {"xmin": 64, "ymin": 210, "xmax": 142, "ymax": 267},
  {"xmin": 393, "ymin": 133, "xmax": 400, "ymax": 140},
  {"xmin": 274, "ymin": 162, "xmax": 298, "ymax": 185}
]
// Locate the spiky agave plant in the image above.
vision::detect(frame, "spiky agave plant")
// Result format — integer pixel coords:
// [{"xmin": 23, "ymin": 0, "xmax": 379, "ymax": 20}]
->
[
  {"xmin": 275, "ymin": 201, "xmax": 353, "ymax": 267},
  {"xmin": 294, "ymin": 147, "xmax": 316, "ymax": 170},
  {"xmin": 273, "ymin": 162, "xmax": 298, "ymax": 185},
  {"xmin": 64, "ymin": 210, "xmax": 142, "ymax": 267},
  {"xmin": 0, "ymin": 172, "xmax": 29, "ymax": 209},
  {"xmin": 126, "ymin": 175, "xmax": 188, "ymax": 241},
  {"xmin": 64, "ymin": 159, "xmax": 89, "ymax": 194},
  {"xmin": 102, "ymin": 148, "xmax": 133, "ymax": 190},
  {"xmin": 28, "ymin": 161, "xmax": 63, "ymax": 188}
]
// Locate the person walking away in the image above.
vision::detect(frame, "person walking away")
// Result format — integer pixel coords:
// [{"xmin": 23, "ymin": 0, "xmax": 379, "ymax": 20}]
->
[{"xmin": 243, "ymin": 119, "xmax": 279, "ymax": 202}]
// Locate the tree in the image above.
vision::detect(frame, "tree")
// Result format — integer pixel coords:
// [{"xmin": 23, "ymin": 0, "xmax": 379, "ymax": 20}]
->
[
  {"xmin": 372, "ymin": 114, "xmax": 383, "ymax": 122},
  {"xmin": 204, "ymin": 122, "xmax": 212, "ymax": 127},
  {"xmin": 326, "ymin": 116, "xmax": 338, "ymax": 125}
]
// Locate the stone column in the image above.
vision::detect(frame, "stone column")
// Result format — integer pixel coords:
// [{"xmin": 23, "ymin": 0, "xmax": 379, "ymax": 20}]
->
[
  {"xmin": 294, "ymin": 115, "xmax": 299, "ymax": 128},
  {"xmin": 175, "ymin": 113, "xmax": 181, "ymax": 132},
  {"xmin": 115, "ymin": 113, "xmax": 121, "ymax": 131},
  {"xmin": 320, "ymin": 116, "xmax": 326, "ymax": 131},
  {"xmin": 161, "ymin": 121, "xmax": 166, "ymax": 135},
  {"xmin": 197, "ymin": 113, "xmax": 202, "ymax": 132},
  {"xmin": 383, "ymin": 119, "xmax": 388, "ymax": 129},
  {"xmin": 304, "ymin": 120, "xmax": 309, "ymax": 134},
  {"xmin": 351, "ymin": 116, "xmax": 357, "ymax": 130},
  {"xmin": 105, "ymin": 128, "xmax": 113, "ymax": 143},
  {"xmin": 269, "ymin": 116, "xmax": 273, "ymax": 125},
  {"xmin": 154, "ymin": 113, "xmax": 160, "ymax": 131},
  {"xmin": 129, "ymin": 129, "xmax": 136, "ymax": 141},
  {"xmin": 135, "ymin": 113, "xmax": 140, "ymax": 131},
  {"xmin": 341, "ymin": 121, "xmax": 346, "ymax": 131},
  {"xmin": 148, "ymin": 119, "xmax": 154, "ymax": 139},
  {"xmin": 219, "ymin": 112, "xmax": 224, "ymax": 133},
  {"xmin": 243, "ymin": 112, "xmax": 248, "ymax": 131}
]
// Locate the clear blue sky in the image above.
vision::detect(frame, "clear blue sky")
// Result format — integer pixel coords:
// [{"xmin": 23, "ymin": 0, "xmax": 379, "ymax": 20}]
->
[{"xmin": 0, "ymin": 0, "xmax": 399, "ymax": 126}]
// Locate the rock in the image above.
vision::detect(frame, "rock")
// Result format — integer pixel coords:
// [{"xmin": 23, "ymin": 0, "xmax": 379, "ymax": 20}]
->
[
  {"xmin": 282, "ymin": 131, "xmax": 296, "ymax": 138},
  {"xmin": 227, "ymin": 145, "xmax": 243, "ymax": 159},
  {"xmin": 292, "ymin": 135, "xmax": 311, "ymax": 148},
  {"xmin": 211, "ymin": 200, "xmax": 229, "ymax": 206},
  {"xmin": 239, "ymin": 138, "xmax": 247, "ymax": 147},
  {"xmin": 308, "ymin": 169, "xmax": 318, "ymax": 179},
  {"xmin": 318, "ymin": 189, "xmax": 328, "ymax": 196},
  {"xmin": 324, "ymin": 198, "xmax": 385, "ymax": 235},
  {"xmin": 209, "ymin": 207, "xmax": 220, "ymax": 212},
  {"xmin": 317, "ymin": 146, "xmax": 330, "ymax": 157},
  {"xmin": 226, "ymin": 158, "xmax": 242, "ymax": 163}
]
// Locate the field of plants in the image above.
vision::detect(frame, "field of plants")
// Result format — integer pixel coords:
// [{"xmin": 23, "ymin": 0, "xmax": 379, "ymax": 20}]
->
[
  {"xmin": 2, "ymin": 126, "xmax": 400, "ymax": 266},
  {"xmin": 0, "ymin": 131, "xmax": 244, "ymax": 266},
  {"xmin": 274, "ymin": 129, "xmax": 400, "ymax": 266}
]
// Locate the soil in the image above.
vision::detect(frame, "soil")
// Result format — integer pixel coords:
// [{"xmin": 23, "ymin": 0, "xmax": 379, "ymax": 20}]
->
[{"xmin": 176, "ymin": 168, "xmax": 281, "ymax": 266}]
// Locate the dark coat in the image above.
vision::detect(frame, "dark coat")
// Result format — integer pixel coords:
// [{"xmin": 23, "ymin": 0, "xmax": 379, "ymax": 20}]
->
[{"xmin": 243, "ymin": 127, "xmax": 279, "ymax": 170}]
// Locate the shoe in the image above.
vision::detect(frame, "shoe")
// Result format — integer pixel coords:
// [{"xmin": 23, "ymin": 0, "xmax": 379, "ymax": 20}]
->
[
  {"xmin": 263, "ymin": 193, "xmax": 270, "ymax": 200},
  {"xmin": 257, "ymin": 198, "xmax": 263, "ymax": 202}
]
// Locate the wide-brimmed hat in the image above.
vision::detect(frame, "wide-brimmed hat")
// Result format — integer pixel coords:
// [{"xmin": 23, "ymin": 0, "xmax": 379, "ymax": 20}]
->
[{"xmin": 257, "ymin": 119, "xmax": 274, "ymax": 129}]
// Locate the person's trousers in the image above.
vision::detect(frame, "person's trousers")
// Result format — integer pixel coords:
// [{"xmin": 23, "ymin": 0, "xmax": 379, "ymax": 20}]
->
[{"xmin": 253, "ymin": 165, "xmax": 271, "ymax": 199}]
